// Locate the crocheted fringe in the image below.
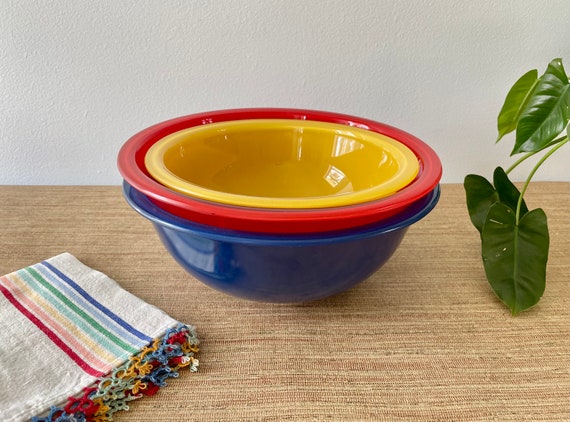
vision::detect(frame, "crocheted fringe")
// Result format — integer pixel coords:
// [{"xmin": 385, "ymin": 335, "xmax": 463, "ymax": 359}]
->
[{"xmin": 33, "ymin": 323, "xmax": 199, "ymax": 422}]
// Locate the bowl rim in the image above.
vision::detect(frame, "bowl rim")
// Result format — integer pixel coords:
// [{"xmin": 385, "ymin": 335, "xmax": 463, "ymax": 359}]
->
[
  {"xmin": 117, "ymin": 108, "xmax": 442, "ymax": 233},
  {"xmin": 123, "ymin": 181, "xmax": 440, "ymax": 246},
  {"xmin": 144, "ymin": 118, "xmax": 420, "ymax": 208}
]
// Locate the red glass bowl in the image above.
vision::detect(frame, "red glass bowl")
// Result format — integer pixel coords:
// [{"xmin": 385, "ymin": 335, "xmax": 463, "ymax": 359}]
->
[{"xmin": 117, "ymin": 108, "xmax": 442, "ymax": 234}]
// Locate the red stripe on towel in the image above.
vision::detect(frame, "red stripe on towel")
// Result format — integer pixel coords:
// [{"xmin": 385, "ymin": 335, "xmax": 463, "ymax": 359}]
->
[{"xmin": 0, "ymin": 281, "xmax": 103, "ymax": 377}]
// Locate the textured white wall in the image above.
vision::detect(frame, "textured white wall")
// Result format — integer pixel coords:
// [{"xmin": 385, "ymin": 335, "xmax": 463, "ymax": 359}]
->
[{"xmin": 1, "ymin": 0, "xmax": 569, "ymax": 185}]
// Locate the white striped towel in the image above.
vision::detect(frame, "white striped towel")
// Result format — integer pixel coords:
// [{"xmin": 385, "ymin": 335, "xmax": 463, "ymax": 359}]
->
[{"xmin": 0, "ymin": 252, "xmax": 199, "ymax": 421}]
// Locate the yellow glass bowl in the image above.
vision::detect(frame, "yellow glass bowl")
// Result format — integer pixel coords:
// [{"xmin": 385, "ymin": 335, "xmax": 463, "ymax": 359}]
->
[{"xmin": 144, "ymin": 119, "xmax": 420, "ymax": 209}]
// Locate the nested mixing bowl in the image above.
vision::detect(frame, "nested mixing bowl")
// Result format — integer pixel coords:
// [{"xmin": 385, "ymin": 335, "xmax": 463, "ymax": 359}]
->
[
  {"xmin": 117, "ymin": 108, "xmax": 442, "ymax": 234},
  {"xmin": 123, "ymin": 181, "xmax": 440, "ymax": 303},
  {"xmin": 144, "ymin": 119, "xmax": 419, "ymax": 209}
]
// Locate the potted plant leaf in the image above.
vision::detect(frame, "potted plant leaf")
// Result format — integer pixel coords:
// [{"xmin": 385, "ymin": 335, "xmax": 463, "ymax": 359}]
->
[{"xmin": 464, "ymin": 58, "xmax": 569, "ymax": 315}]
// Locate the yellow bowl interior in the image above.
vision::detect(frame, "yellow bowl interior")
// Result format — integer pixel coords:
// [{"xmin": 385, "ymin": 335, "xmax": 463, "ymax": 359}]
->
[{"xmin": 144, "ymin": 119, "xmax": 420, "ymax": 208}]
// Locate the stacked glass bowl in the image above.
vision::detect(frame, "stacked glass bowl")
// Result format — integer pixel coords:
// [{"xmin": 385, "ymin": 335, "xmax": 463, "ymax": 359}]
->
[{"xmin": 118, "ymin": 108, "xmax": 442, "ymax": 303}]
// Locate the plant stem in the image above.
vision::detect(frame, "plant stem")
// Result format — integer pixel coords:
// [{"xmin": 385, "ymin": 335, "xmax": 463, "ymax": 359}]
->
[
  {"xmin": 506, "ymin": 135, "xmax": 569, "ymax": 174},
  {"xmin": 506, "ymin": 150, "xmax": 539, "ymax": 174},
  {"xmin": 515, "ymin": 137, "xmax": 569, "ymax": 224}
]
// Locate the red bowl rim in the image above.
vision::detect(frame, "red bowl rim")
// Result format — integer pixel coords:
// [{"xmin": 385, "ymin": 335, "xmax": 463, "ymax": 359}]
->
[{"xmin": 117, "ymin": 108, "xmax": 442, "ymax": 233}]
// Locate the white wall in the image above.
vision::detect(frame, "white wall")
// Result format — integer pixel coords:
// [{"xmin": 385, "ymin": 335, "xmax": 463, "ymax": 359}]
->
[{"xmin": 1, "ymin": 0, "xmax": 569, "ymax": 185}]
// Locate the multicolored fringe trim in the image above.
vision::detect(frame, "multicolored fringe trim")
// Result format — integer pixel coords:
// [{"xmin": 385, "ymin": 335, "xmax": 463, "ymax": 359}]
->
[{"xmin": 32, "ymin": 324, "xmax": 199, "ymax": 422}]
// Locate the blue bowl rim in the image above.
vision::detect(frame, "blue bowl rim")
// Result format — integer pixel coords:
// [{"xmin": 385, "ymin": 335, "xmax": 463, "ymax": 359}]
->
[{"xmin": 123, "ymin": 181, "xmax": 440, "ymax": 246}]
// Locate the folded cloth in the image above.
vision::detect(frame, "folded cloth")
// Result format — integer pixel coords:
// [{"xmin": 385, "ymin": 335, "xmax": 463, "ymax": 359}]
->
[{"xmin": 0, "ymin": 253, "xmax": 199, "ymax": 422}]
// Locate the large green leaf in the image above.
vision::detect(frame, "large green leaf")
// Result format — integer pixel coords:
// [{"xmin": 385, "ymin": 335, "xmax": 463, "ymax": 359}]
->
[
  {"xmin": 492, "ymin": 167, "xmax": 528, "ymax": 217},
  {"xmin": 496, "ymin": 69, "xmax": 538, "ymax": 143},
  {"xmin": 481, "ymin": 203, "xmax": 549, "ymax": 315},
  {"xmin": 513, "ymin": 58, "xmax": 570, "ymax": 154},
  {"xmin": 464, "ymin": 174, "xmax": 499, "ymax": 233}
]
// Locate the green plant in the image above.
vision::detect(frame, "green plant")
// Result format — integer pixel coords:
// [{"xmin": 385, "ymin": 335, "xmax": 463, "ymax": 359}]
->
[{"xmin": 464, "ymin": 58, "xmax": 569, "ymax": 315}]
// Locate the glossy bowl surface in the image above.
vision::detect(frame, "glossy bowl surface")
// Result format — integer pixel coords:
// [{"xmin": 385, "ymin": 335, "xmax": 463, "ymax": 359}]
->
[
  {"xmin": 118, "ymin": 108, "xmax": 442, "ymax": 234},
  {"xmin": 123, "ymin": 181, "xmax": 440, "ymax": 303},
  {"xmin": 145, "ymin": 119, "xmax": 419, "ymax": 208}
]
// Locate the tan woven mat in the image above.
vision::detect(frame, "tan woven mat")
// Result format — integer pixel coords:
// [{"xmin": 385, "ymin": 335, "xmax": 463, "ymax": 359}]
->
[{"xmin": 1, "ymin": 183, "xmax": 568, "ymax": 421}]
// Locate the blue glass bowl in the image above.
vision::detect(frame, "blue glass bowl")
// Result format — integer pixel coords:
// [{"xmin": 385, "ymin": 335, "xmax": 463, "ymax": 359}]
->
[{"xmin": 123, "ymin": 181, "xmax": 440, "ymax": 303}]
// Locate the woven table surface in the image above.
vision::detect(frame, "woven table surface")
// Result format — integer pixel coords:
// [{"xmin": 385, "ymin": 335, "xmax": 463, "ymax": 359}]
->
[{"xmin": 1, "ymin": 183, "xmax": 568, "ymax": 421}]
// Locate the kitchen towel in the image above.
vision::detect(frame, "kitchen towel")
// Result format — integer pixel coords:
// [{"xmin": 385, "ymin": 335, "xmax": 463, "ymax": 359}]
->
[{"xmin": 0, "ymin": 252, "xmax": 199, "ymax": 421}]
